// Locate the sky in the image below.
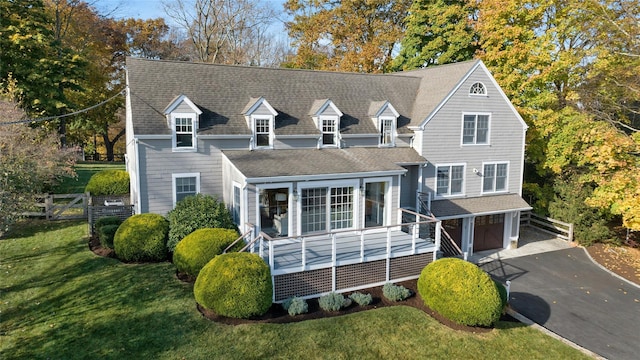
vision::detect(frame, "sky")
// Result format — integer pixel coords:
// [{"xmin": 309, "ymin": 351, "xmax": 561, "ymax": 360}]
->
[{"xmin": 96, "ymin": 0, "xmax": 287, "ymax": 26}]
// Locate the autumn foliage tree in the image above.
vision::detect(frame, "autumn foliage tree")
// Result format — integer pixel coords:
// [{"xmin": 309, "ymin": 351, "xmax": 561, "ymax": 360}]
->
[{"xmin": 284, "ymin": 0, "xmax": 411, "ymax": 72}]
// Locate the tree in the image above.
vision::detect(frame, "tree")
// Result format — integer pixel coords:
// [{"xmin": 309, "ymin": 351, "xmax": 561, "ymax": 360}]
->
[
  {"xmin": 119, "ymin": 18, "xmax": 190, "ymax": 60},
  {"xmin": 393, "ymin": 0, "xmax": 479, "ymax": 70},
  {"xmin": 0, "ymin": 0, "xmax": 86, "ymax": 140},
  {"xmin": 164, "ymin": 0, "xmax": 282, "ymax": 66},
  {"xmin": 285, "ymin": 0, "xmax": 411, "ymax": 73},
  {"xmin": 0, "ymin": 94, "xmax": 76, "ymax": 235},
  {"xmin": 475, "ymin": 0, "xmax": 640, "ymax": 232}
]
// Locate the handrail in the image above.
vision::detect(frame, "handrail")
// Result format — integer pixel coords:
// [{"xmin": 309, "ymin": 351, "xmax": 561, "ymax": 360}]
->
[
  {"xmin": 240, "ymin": 231, "xmax": 274, "ymax": 253},
  {"xmin": 439, "ymin": 227, "xmax": 463, "ymax": 256},
  {"xmin": 223, "ymin": 224, "xmax": 255, "ymax": 254}
]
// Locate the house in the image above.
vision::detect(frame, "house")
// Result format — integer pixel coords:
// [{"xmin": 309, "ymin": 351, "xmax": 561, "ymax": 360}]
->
[{"xmin": 125, "ymin": 57, "xmax": 530, "ymax": 300}]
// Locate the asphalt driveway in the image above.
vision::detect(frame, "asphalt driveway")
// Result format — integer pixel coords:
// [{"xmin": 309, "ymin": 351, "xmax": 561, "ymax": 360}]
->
[{"xmin": 480, "ymin": 247, "xmax": 640, "ymax": 360}]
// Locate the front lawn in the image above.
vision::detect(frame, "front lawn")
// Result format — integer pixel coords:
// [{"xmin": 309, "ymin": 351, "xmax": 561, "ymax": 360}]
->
[
  {"xmin": 0, "ymin": 220, "xmax": 592, "ymax": 359},
  {"xmin": 52, "ymin": 162, "xmax": 125, "ymax": 194}
]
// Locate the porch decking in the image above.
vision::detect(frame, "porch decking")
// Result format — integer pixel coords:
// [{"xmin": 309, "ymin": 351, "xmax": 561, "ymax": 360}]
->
[
  {"xmin": 261, "ymin": 228, "xmax": 436, "ymax": 273},
  {"xmin": 239, "ymin": 210, "xmax": 442, "ymax": 301}
]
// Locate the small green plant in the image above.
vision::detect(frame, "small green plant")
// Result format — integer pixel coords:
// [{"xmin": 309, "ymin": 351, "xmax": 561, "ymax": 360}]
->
[
  {"xmin": 383, "ymin": 283, "xmax": 411, "ymax": 302},
  {"xmin": 418, "ymin": 258, "xmax": 503, "ymax": 327},
  {"xmin": 166, "ymin": 194, "xmax": 237, "ymax": 252},
  {"xmin": 95, "ymin": 216, "xmax": 122, "ymax": 229},
  {"xmin": 318, "ymin": 292, "xmax": 351, "ymax": 312},
  {"xmin": 173, "ymin": 228, "xmax": 242, "ymax": 278},
  {"xmin": 113, "ymin": 213, "xmax": 169, "ymax": 262},
  {"xmin": 494, "ymin": 280, "xmax": 508, "ymax": 310},
  {"xmin": 98, "ymin": 224, "xmax": 119, "ymax": 249},
  {"xmin": 282, "ymin": 296, "xmax": 308, "ymax": 316},
  {"xmin": 194, "ymin": 252, "xmax": 272, "ymax": 319},
  {"xmin": 349, "ymin": 292, "xmax": 372, "ymax": 306},
  {"xmin": 85, "ymin": 170, "xmax": 130, "ymax": 195}
]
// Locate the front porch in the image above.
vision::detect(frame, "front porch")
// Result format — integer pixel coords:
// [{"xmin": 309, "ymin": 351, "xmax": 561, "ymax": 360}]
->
[{"xmin": 238, "ymin": 209, "xmax": 442, "ymax": 301}]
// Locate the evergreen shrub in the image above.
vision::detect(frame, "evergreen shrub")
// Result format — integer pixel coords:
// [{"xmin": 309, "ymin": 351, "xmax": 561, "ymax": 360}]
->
[
  {"xmin": 382, "ymin": 283, "xmax": 411, "ymax": 301},
  {"xmin": 166, "ymin": 194, "xmax": 237, "ymax": 252},
  {"xmin": 98, "ymin": 224, "xmax": 119, "ymax": 249},
  {"xmin": 349, "ymin": 292, "xmax": 372, "ymax": 306},
  {"xmin": 113, "ymin": 213, "xmax": 169, "ymax": 262},
  {"xmin": 85, "ymin": 170, "xmax": 130, "ymax": 195},
  {"xmin": 173, "ymin": 228, "xmax": 242, "ymax": 278},
  {"xmin": 318, "ymin": 292, "xmax": 351, "ymax": 312},
  {"xmin": 418, "ymin": 258, "xmax": 502, "ymax": 327},
  {"xmin": 194, "ymin": 252, "xmax": 272, "ymax": 319},
  {"xmin": 282, "ymin": 296, "xmax": 308, "ymax": 316}
]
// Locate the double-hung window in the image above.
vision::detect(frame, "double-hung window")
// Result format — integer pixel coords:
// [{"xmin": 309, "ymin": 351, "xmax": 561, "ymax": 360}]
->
[
  {"xmin": 436, "ymin": 165, "xmax": 464, "ymax": 197},
  {"xmin": 254, "ymin": 117, "xmax": 271, "ymax": 148},
  {"xmin": 483, "ymin": 162, "xmax": 508, "ymax": 193},
  {"xmin": 379, "ymin": 117, "xmax": 395, "ymax": 146},
  {"xmin": 171, "ymin": 113, "xmax": 197, "ymax": 151},
  {"xmin": 172, "ymin": 173, "xmax": 200, "ymax": 207},
  {"xmin": 462, "ymin": 113, "xmax": 489, "ymax": 145},
  {"xmin": 321, "ymin": 118, "xmax": 337, "ymax": 146}
]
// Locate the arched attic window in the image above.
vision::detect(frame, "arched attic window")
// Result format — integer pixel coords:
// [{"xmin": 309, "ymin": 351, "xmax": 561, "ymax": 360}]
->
[{"xmin": 469, "ymin": 82, "xmax": 487, "ymax": 96}]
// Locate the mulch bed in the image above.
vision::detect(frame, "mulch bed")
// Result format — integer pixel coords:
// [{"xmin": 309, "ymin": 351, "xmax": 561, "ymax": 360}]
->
[{"xmin": 88, "ymin": 236, "xmax": 516, "ymax": 332}]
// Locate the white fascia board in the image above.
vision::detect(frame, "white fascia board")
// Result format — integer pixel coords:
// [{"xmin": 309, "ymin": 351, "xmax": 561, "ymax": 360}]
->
[
  {"xmin": 244, "ymin": 97, "xmax": 278, "ymax": 116},
  {"xmin": 163, "ymin": 94, "xmax": 202, "ymax": 115},
  {"xmin": 418, "ymin": 60, "xmax": 482, "ymax": 130},
  {"xmin": 245, "ymin": 170, "xmax": 406, "ymax": 184},
  {"xmin": 434, "ymin": 206, "xmax": 533, "ymax": 220},
  {"xmin": 199, "ymin": 134, "xmax": 252, "ymax": 140},
  {"xmin": 478, "ymin": 61, "xmax": 528, "ymax": 130},
  {"xmin": 316, "ymin": 99, "xmax": 344, "ymax": 117},
  {"xmin": 276, "ymin": 134, "xmax": 321, "ymax": 139},
  {"xmin": 136, "ymin": 134, "xmax": 171, "ymax": 140}
]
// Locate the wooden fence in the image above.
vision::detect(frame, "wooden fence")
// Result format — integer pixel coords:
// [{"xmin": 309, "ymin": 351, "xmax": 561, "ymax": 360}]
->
[
  {"xmin": 25, "ymin": 193, "xmax": 89, "ymax": 220},
  {"xmin": 520, "ymin": 211, "xmax": 574, "ymax": 242}
]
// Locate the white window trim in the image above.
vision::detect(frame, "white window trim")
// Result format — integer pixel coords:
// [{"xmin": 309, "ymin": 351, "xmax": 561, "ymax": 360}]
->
[
  {"xmin": 319, "ymin": 115, "xmax": 340, "ymax": 148},
  {"xmin": 252, "ymin": 115, "xmax": 274, "ymax": 149},
  {"xmin": 378, "ymin": 116, "xmax": 397, "ymax": 147},
  {"xmin": 297, "ymin": 179, "xmax": 360, "ymax": 234},
  {"xmin": 171, "ymin": 113, "xmax": 197, "ymax": 152},
  {"xmin": 481, "ymin": 161, "xmax": 510, "ymax": 194},
  {"xmin": 434, "ymin": 163, "xmax": 466, "ymax": 198},
  {"xmin": 461, "ymin": 112, "xmax": 491, "ymax": 146},
  {"xmin": 362, "ymin": 176, "xmax": 392, "ymax": 230},
  {"xmin": 469, "ymin": 82, "xmax": 488, "ymax": 96},
  {"xmin": 172, "ymin": 172, "xmax": 200, "ymax": 207},
  {"xmin": 232, "ymin": 182, "xmax": 242, "ymax": 226}
]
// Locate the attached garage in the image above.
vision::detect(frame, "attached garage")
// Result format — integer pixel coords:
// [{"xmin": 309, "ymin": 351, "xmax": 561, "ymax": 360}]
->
[{"xmin": 430, "ymin": 194, "xmax": 531, "ymax": 255}]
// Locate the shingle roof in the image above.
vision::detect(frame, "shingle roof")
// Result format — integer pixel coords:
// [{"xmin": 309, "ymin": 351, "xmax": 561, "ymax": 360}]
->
[
  {"xmin": 126, "ymin": 58, "xmax": 478, "ymax": 136},
  {"xmin": 430, "ymin": 194, "xmax": 532, "ymax": 218},
  {"xmin": 223, "ymin": 147, "xmax": 426, "ymax": 180}
]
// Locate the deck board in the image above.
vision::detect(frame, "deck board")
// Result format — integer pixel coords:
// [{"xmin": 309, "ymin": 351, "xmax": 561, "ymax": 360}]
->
[{"xmin": 264, "ymin": 229, "xmax": 435, "ymax": 271}]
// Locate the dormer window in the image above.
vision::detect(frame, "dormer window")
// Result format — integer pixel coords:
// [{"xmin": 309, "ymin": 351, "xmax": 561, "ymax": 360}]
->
[
  {"xmin": 163, "ymin": 94, "xmax": 202, "ymax": 152},
  {"xmin": 321, "ymin": 117, "xmax": 337, "ymax": 146},
  {"xmin": 243, "ymin": 97, "xmax": 278, "ymax": 150},
  {"xmin": 370, "ymin": 101, "xmax": 399, "ymax": 147},
  {"xmin": 254, "ymin": 117, "xmax": 272, "ymax": 148},
  {"xmin": 172, "ymin": 113, "xmax": 196, "ymax": 149},
  {"xmin": 469, "ymin": 82, "xmax": 487, "ymax": 96},
  {"xmin": 380, "ymin": 117, "xmax": 395, "ymax": 146},
  {"xmin": 310, "ymin": 99, "xmax": 342, "ymax": 148}
]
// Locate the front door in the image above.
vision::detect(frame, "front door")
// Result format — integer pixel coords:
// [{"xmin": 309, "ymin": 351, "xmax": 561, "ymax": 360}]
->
[{"xmin": 473, "ymin": 214, "xmax": 504, "ymax": 251}]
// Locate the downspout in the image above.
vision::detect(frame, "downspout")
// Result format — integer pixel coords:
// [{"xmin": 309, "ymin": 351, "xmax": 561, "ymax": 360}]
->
[{"xmin": 134, "ymin": 138, "xmax": 141, "ymax": 214}]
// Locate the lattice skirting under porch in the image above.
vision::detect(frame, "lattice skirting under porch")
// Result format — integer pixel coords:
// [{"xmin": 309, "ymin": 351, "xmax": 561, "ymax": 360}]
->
[{"xmin": 272, "ymin": 252, "xmax": 434, "ymax": 302}]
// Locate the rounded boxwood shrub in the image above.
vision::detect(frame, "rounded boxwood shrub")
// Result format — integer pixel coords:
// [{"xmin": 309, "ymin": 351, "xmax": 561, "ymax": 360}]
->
[
  {"xmin": 85, "ymin": 170, "xmax": 130, "ymax": 195},
  {"xmin": 113, "ymin": 213, "xmax": 169, "ymax": 262},
  {"xmin": 418, "ymin": 258, "xmax": 503, "ymax": 327},
  {"xmin": 166, "ymin": 194, "xmax": 237, "ymax": 252},
  {"xmin": 194, "ymin": 252, "xmax": 272, "ymax": 319},
  {"xmin": 173, "ymin": 228, "xmax": 242, "ymax": 278}
]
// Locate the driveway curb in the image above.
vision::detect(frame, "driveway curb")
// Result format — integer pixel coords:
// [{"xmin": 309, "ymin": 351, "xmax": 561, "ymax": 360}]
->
[
  {"xmin": 505, "ymin": 307, "xmax": 606, "ymax": 360},
  {"xmin": 579, "ymin": 246, "xmax": 640, "ymax": 290}
]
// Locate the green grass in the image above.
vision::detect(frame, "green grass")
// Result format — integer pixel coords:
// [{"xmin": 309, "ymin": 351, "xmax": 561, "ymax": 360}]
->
[
  {"xmin": 0, "ymin": 221, "xmax": 593, "ymax": 360},
  {"xmin": 52, "ymin": 162, "xmax": 125, "ymax": 194}
]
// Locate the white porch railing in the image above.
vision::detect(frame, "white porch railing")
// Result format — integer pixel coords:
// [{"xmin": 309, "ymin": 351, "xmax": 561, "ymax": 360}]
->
[{"xmin": 245, "ymin": 209, "xmax": 441, "ymax": 276}]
